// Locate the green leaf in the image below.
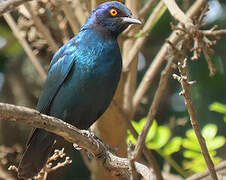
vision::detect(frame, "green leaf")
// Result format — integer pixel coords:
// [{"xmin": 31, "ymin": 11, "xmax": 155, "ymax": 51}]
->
[
  {"xmin": 202, "ymin": 124, "xmax": 217, "ymax": 140},
  {"xmin": 206, "ymin": 136, "xmax": 226, "ymax": 150},
  {"xmin": 162, "ymin": 137, "xmax": 182, "ymax": 155},
  {"xmin": 209, "ymin": 102, "xmax": 226, "ymax": 114},
  {"xmin": 146, "ymin": 126, "xmax": 170, "ymax": 149},
  {"xmin": 183, "ymin": 150, "xmax": 203, "ymax": 159},
  {"xmin": 145, "ymin": 120, "xmax": 158, "ymax": 142},
  {"xmin": 183, "ymin": 150, "xmax": 217, "ymax": 159},
  {"xmin": 183, "ymin": 158, "xmax": 206, "ymax": 172},
  {"xmin": 182, "ymin": 139, "xmax": 200, "ymax": 152},
  {"xmin": 131, "ymin": 118, "xmax": 158, "ymax": 143},
  {"xmin": 126, "ymin": 130, "xmax": 137, "ymax": 145},
  {"xmin": 185, "ymin": 129, "xmax": 198, "ymax": 142},
  {"xmin": 183, "ymin": 154, "xmax": 222, "ymax": 172},
  {"xmin": 131, "ymin": 120, "xmax": 142, "ymax": 133}
]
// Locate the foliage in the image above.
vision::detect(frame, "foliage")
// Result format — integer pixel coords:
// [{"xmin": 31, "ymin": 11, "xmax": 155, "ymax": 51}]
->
[
  {"xmin": 209, "ymin": 102, "xmax": 226, "ymax": 122},
  {"xmin": 127, "ymin": 118, "xmax": 225, "ymax": 174},
  {"xmin": 127, "ymin": 118, "xmax": 182, "ymax": 155},
  {"xmin": 182, "ymin": 124, "xmax": 225, "ymax": 172}
]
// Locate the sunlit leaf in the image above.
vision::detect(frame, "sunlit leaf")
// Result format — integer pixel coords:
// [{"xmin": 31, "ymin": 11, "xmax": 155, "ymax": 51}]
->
[
  {"xmin": 146, "ymin": 126, "xmax": 170, "ymax": 149},
  {"xmin": 183, "ymin": 154, "xmax": 222, "ymax": 172},
  {"xmin": 183, "ymin": 150, "xmax": 203, "ymax": 159},
  {"xmin": 209, "ymin": 102, "xmax": 226, "ymax": 114},
  {"xmin": 182, "ymin": 139, "xmax": 200, "ymax": 152},
  {"xmin": 185, "ymin": 129, "xmax": 198, "ymax": 142},
  {"xmin": 145, "ymin": 120, "xmax": 158, "ymax": 142},
  {"xmin": 162, "ymin": 137, "xmax": 182, "ymax": 155},
  {"xmin": 126, "ymin": 130, "xmax": 137, "ymax": 145},
  {"xmin": 131, "ymin": 120, "xmax": 141, "ymax": 133},
  {"xmin": 202, "ymin": 124, "xmax": 217, "ymax": 140},
  {"xmin": 183, "ymin": 158, "xmax": 206, "ymax": 172},
  {"xmin": 206, "ymin": 136, "xmax": 225, "ymax": 150}
]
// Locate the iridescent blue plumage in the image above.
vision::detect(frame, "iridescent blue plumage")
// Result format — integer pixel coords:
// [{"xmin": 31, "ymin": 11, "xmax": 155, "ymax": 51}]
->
[{"xmin": 18, "ymin": 1, "xmax": 141, "ymax": 178}]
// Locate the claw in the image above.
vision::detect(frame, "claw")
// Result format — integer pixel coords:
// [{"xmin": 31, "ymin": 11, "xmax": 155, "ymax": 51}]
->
[{"xmin": 73, "ymin": 143, "xmax": 82, "ymax": 151}]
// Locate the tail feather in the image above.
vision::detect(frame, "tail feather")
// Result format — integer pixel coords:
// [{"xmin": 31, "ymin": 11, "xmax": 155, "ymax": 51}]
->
[{"xmin": 18, "ymin": 129, "xmax": 55, "ymax": 179}]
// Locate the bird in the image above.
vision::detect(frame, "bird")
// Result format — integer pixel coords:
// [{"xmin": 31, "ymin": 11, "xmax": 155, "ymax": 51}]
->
[{"xmin": 18, "ymin": 1, "xmax": 141, "ymax": 179}]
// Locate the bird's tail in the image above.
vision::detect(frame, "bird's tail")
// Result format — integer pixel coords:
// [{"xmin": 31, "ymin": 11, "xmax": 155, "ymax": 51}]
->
[{"xmin": 18, "ymin": 128, "xmax": 55, "ymax": 179}]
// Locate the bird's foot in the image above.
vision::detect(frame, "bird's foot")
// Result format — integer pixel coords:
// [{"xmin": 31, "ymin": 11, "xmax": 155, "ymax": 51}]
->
[
  {"xmin": 77, "ymin": 130, "xmax": 117, "ymax": 160},
  {"xmin": 85, "ymin": 130, "xmax": 118, "ymax": 153}
]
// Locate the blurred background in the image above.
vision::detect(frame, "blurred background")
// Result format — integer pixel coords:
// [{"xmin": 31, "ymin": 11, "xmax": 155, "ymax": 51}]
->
[{"xmin": 0, "ymin": 0, "xmax": 226, "ymax": 179}]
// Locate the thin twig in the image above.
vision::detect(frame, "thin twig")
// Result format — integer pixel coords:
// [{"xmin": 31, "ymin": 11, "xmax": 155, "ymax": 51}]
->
[
  {"xmin": 133, "ymin": 58, "xmax": 174, "ymax": 161},
  {"xmin": 60, "ymin": 0, "xmax": 80, "ymax": 34},
  {"xmin": 128, "ymin": 143, "xmax": 137, "ymax": 180},
  {"xmin": 123, "ymin": 0, "xmax": 166, "ymax": 71},
  {"xmin": 0, "ymin": 103, "xmax": 154, "ymax": 180},
  {"xmin": 72, "ymin": 0, "xmax": 89, "ymax": 26},
  {"xmin": 138, "ymin": 0, "xmax": 157, "ymax": 18},
  {"xmin": 112, "ymin": 100, "xmax": 163, "ymax": 180},
  {"xmin": 163, "ymin": 0, "xmax": 194, "ymax": 29},
  {"xmin": 123, "ymin": 0, "xmax": 140, "ymax": 119},
  {"xmin": 3, "ymin": 12, "xmax": 47, "ymax": 80},
  {"xmin": 24, "ymin": 3, "xmax": 59, "ymax": 53},
  {"xmin": 203, "ymin": 47, "xmax": 216, "ymax": 77},
  {"xmin": 174, "ymin": 58, "xmax": 218, "ymax": 180},
  {"xmin": 202, "ymin": 29, "xmax": 226, "ymax": 36},
  {"xmin": 0, "ymin": 0, "xmax": 32, "ymax": 15},
  {"xmin": 133, "ymin": 0, "xmax": 206, "ymax": 111}
]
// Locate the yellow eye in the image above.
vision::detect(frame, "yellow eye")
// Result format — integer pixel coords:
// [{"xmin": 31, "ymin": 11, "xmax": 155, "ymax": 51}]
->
[{"xmin": 110, "ymin": 8, "xmax": 118, "ymax": 16}]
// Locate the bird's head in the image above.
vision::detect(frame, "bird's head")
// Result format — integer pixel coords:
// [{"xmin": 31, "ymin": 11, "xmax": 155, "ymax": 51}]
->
[{"xmin": 82, "ymin": 1, "xmax": 141, "ymax": 36}]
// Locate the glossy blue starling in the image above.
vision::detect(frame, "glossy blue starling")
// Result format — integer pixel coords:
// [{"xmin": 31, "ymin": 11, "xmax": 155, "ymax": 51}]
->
[{"xmin": 18, "ymin": 1, "xmax": 141, "ymax": 178}]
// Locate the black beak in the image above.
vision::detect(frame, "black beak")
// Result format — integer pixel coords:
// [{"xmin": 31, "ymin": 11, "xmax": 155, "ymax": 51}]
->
[{"xmin": 121, "ymin": 15, "xmax": 142, "ymax": 24}]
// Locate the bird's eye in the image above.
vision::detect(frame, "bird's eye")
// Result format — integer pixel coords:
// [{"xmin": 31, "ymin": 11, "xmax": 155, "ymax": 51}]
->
[{"xmin": 109, "ymin": 8, "xmax": 118, "ymax": 16}]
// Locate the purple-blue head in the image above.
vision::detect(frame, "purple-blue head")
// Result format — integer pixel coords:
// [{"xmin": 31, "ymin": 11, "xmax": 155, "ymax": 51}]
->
[{"xmin": 82, "ymin": 1, "xmax": 141, "ymax": 36}]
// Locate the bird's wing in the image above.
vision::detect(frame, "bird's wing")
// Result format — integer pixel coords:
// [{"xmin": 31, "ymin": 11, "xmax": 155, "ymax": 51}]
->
[{"xmin": 37, "ymin": 45, "xmax": 76, "ymax": 114}]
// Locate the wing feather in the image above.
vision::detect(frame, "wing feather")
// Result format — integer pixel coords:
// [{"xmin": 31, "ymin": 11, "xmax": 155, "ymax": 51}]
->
[{"xmin": 37, "ymin": 49, "xmax": 76, "ymax": 114}]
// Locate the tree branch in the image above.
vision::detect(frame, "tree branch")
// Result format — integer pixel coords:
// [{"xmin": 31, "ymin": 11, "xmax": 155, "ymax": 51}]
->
[
  {"xmin": 138, "ymin": 0, "xmax": 157, "ymax": 18},
  {"xmin": 133, "ymin": 0, "xmax": 206, "ymax": 110},
  {"xmin": 0, "ymin": 103, "xmax": 154, "ymax": 180},
  {"xmin": 0, "ymin": 0, "xmax": 32, "ymax": 15},
  {"xmin": 163, "ymin": 0, "xmax": 194, "ymax": 29}
]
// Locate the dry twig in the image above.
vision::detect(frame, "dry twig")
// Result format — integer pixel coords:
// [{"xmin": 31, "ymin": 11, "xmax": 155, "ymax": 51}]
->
[
  {"xmin": 59, "ymin": 0, "xmax": 80, "ymax": 34},
  {"xmin": 132, "ymin": 58, "xmax": 174, "ymax": 162},
  {"xmin": 173, "ymin": 58, "xmax": 218, "ymax": 180},
  {"xmin": 138, "ymin": 0, "xmax": 157, "ymax": 18},
  {"xmin": 0, "ymin": 0, "xmax": 32, "ymax": 15},
  {"xmin": 3, "ymin": 12, "xmax": 47, "ymax": 80},
  {"xmin": 133, "ymin": 0, "xmax": 206, "ymax": 111},
  {"xmin": 163, "ymin": 0, "xmax": 193, "ymax": 29},
  {"xmin": 24, "ymin": 2, "xmax": 59, "ymax": 53},
  {"xmin": 123, "ymin": 0, "xmax": 166, "ymax": 71}
]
